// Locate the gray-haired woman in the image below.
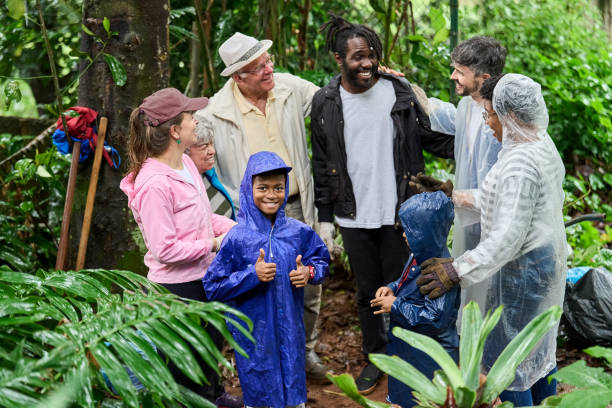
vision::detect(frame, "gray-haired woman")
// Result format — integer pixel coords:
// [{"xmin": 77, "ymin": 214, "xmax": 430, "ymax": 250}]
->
[{"xmin": 186, "ymin": 118, "xmax": 236, "ymax": 220}]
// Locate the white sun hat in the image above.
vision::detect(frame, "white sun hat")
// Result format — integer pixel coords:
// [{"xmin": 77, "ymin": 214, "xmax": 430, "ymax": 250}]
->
[{"xmin": 219, "ymin": 32, "xmax": 273, "ymax": 77}]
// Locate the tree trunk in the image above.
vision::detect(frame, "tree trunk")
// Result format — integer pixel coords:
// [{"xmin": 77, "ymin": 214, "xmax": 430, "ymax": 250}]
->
[
  {"xmin": 598, "ymin": 0, "xmax": 612, "ymax": 41},
  {"xmin": 70, "ymin": 1, "xmax": 170, "ymax": 273}
]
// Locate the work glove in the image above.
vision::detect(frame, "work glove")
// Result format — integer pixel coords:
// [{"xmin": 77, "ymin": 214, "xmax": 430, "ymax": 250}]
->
[
  {"xmin": 416, "ymin": 257, "xmax": 459, "ymax": 299},
  {"xmin": 409, "ymin": 172, "xmax": 453, "ymax": 197},
  {"xmin": 318, "ymin": 222, "xmax": 343, "ymax": 261}
]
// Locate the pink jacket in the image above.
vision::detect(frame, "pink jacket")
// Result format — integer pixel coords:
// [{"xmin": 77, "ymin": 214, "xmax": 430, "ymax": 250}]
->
[{"xmin": 120, "ymin": 155, "xmax": 234, "ymax": 284}]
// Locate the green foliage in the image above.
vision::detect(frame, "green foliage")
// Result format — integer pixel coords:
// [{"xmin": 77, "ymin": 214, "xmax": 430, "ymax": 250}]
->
[
  {"xmin": 0, "ymin": 79, "xmax": 38, "ymax": 117},
  {"xmin": 461, "ymin": 0, "xmax": 612, "ymax": 164},
  {"xmin": 331, "ymin": 302, "xmax": 562, "ymax": 407},
  {"xmin": 0, "ymin": 0, "xmax": 82, "ymax": 109},
  {"xmin": 0, "ymin": 266, "xmax": 253, "ymax": 408},
  {"xmin": 542, "ymin": 346, "xmax": 612, "ymax": 408},
  {"xmin": 0, "ymin": 146, "xmax": 70, "ymax": 271}
]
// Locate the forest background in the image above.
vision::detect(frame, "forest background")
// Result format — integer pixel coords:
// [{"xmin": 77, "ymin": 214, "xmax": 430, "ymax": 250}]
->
[
  {"xmin": 1, "ymin": 0, "xmax": 612, "ymax": 274},
  {"xmin": 1, "ymin": 1, "xmax": 612, "ymax": 407}
]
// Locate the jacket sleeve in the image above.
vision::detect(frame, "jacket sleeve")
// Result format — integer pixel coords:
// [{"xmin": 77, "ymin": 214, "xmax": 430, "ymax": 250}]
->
[
  {"xmin": 310, "ymin": 91, "xmax": 334, "ymax": 223},
  {"xmin": 203, "ymin": 233, "xmax": 262, "ymax": 301},
  {"xmin": 391, "ymin": 289, "xmax": 458, "ymax": 336},
  {"xmin": 387, "ymin": 278, "xmax": 400, "ymax": 294},
  {"xmin": 289, "ymin": 74, "xmax": 319, "ymax": 118},
  {"xmin": 428, "ymin": 97, "xmax": 457, "ymax": 135},
  {"xmin": 402, "ymin": 79, "xmax": 455, "ymax": 159},
  {"xmin": 420, "ymin": 126, "xmax": 455, "ymax": 159},
  {"xmin": 211, "ymin": 214, "xmax": 236, "ymax": 237},
  {"xmin": 300, "ymin": 225, "xmax": 330, "ymax": 284},
  {"xmin": 137, "ymin": 183, "xmax": 213, "ymax": 264},
  {"xmin": 454, "ymin": 168, "xmax": 539, "ymax": 287}
]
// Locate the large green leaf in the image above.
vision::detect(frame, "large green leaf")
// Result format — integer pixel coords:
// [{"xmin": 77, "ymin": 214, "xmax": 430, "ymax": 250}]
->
[
  {"xmin": 459, "ymin": 301, "xmax": 483, "ymax": 389},
  {"xmin": 122, "ymin": 329, "xmax": 175, "ymax": 390},
  {"xmin": 175, "ymin": 384, "xmax": 216, "ymax": 408},
  {"xmin": 462, "ymin": 303, "xmax": 503, "ymax": 391},
  {"xmin": 7, "ymin": 0, "xmax": 25, "ymax": 20},
  {"xmin": 103, "ymin": 54, "xmax": 127, "ymax": 87},
  {"xmin": 370, "ymin": 353, "xmax": 445, "ymax": 404},
  {"xmin": 89, "ymin": 342, "xmax": 139, "ymax": 407},
  {"xmin": 392, "ymin": 326, "xmax": 464, "ymax": 389},
  {"xmin": 106, "ymin": 331, "xmax": 176, "ymax": 399},
  {"xmin": 136, "ymin": 319, "xmax": 204, "ymax": 384},
  {"xmin": 584, "ymin": 346, "xmax": 612, "ymax": 366},
  {"xmin": 481, "ymin": 306, "xmax": 562, "ymax": 404},
  {"xmin": 549, "ymin": 360, "xmax": 612, "ymax": 389},
  {"xmin": 328, "ymin": 373, "xmax": 392, "ymax": 408},
  {"xmin": 543, "ymin": 388, "xmax": 612, "ymax": 408}
]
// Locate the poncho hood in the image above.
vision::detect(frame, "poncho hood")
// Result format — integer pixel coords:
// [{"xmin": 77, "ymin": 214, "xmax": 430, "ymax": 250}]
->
[{"xmin": 399, "ymin": 191, "xmax": 454, "ymax": 263}]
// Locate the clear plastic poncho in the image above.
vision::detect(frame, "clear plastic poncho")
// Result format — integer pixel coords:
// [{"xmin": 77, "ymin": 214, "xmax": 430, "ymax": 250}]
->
[
  {"xmin": 428, "ymin": 95, "xmax": 502, "ymax": 325},
  {"xmin": 451, "ymin": 74, "xmax": 567, "ymax": 390}
]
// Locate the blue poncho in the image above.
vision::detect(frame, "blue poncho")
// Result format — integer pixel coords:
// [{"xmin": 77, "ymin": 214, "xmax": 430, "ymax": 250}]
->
[
  {"xmin": 203, "ymin": 151, "xmax": 329, "ymax": 408},
  {"xmin": 387, "ymin": 191, "xmax": 460, "ymax": 408}
]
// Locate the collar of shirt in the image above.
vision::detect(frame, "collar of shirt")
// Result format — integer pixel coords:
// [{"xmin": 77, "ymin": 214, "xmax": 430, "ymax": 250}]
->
[{"xmin": 232, "ymin": 81, "xmax": 276, "ymax": 115}]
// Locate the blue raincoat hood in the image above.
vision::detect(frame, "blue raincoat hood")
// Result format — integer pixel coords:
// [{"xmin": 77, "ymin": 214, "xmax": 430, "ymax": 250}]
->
[
  {"xmin": 238, "ymin": 151, "xmax": 292, "ymax": 232},
  {"xmin": 399, "ymin": 191, "xmax": 454, "ymax": 264}
]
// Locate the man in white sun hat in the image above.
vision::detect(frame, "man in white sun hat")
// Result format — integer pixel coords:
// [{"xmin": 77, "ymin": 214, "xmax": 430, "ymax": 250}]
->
[{"xmin": 195, "ymin": 32, "xmax": 338, "ymax": 383}]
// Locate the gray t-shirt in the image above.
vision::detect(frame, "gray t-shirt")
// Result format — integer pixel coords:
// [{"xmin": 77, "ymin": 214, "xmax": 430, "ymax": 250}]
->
[{"xmin": 336, "ymin": 79, "xmax": 397, "ymax": 229}]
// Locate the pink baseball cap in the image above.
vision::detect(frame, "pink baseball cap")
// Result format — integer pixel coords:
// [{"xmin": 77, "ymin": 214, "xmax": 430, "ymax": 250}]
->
[{"xmin": 139, "ymin": 88, "xmax": 208, "ymax": 126}]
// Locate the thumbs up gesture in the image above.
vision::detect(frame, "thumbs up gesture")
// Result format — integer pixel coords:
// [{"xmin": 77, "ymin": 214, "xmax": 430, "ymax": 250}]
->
[
  {"xmin": 289, "ymin": 255, "xmax": 311, "ymax": 288},
  {"xmin": 255, "ymin": 248, "xmax": 276, "ymax": 282}
]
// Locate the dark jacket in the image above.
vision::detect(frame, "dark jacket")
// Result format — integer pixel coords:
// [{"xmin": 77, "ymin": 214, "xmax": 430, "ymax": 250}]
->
[
  {"xmin": 387, "ymin": 192, "xmax": 459, "ymax": 407},
  {"xmin": 311, "ymin": 73, "xmax": 454, "ymax": 223},
  {"xmin": 203, "ymin": 152, "xmax": 329, "ymax": 408}
]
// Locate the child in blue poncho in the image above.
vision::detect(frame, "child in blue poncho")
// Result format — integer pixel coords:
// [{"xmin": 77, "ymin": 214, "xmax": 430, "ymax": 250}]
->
[
  {"xmin": 371, "ymin": 191, "xmax": 460, "ymax": 408},
  {"xmin": 203, "ymin": 151, "xmax": 330, "ymax": 408}
]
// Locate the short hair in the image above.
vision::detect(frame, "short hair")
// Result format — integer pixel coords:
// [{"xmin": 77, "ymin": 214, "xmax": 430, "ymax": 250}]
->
[
  {"xmin": 479, "ymin": 74, "xmax": 505, "ymax": 101},
  {"xmin": 252, "ymin": 169, "xmax": 287, "ymax": 182},
  {"xmin": 321, "ymin": 14, "xmax": 383, "ymax": 60},
  {"xmin": 451, "ymin": 36, "xmax": 506, "ymax": 76}
]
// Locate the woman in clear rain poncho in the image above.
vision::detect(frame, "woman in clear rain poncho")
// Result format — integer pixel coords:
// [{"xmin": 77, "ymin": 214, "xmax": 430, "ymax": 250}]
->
[{"xmin": 415, "ymin": 74, "xmax": 567, "ymax": 406}]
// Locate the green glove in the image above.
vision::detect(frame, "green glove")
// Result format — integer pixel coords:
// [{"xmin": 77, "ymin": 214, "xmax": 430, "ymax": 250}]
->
[
  {"xmin": 416, "ymin": 257, "xmax": 459, "ymax": 299},
  {"xmin": 409, "ymin": 172, "xmax": 453, "ymax": 197}
]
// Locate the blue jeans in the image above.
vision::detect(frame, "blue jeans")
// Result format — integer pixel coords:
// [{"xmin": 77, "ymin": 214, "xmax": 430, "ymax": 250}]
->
[{"xmin": 499, "ymin": 367, "xmax": 557, "ymax": 406}]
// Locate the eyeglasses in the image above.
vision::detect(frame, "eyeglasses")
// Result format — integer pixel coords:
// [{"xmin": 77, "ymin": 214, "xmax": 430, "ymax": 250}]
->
[
  {"xmin": 482, "ymin": 110, "xmax": 497, "ymax": 121},
  {"xmin": 240, "ymin": 55, "xmax": 275, "ymax": 75}
]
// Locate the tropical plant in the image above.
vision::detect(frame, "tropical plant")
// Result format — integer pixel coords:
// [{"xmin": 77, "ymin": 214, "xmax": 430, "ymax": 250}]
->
[
  {"xmin": 542, "ymin": 346, "xmax": 612, "ymax": 408},
  {"xmin": 0, "ymin": 266, "xmax": 254, "ymax": 408},
  {"xmin": 0, "ymin": 148, "xmax": 70, "ymax": 272},
  {"xmin": 329, "ymin": 301, "xmax": 562, "ymax": 408}
]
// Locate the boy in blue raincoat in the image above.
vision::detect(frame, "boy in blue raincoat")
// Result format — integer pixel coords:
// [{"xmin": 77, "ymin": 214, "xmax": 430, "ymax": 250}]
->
[
  {"xmin": 203, "ymin": 151, "xmax": 330, "ymax": 408},
  {"xmin": 371, "ymin": 191, "xmax": 459, "ymax": 407}
]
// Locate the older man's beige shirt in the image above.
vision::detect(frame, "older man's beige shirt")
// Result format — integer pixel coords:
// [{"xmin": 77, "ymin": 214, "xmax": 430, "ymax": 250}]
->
[{"xmin": 233, "ymin": 82, "xmax": 299, "ymax": 197}]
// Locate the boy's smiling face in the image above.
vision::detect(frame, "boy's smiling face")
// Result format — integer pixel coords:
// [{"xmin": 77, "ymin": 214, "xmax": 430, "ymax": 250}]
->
[{"xmin": 252, "ymin": 173, "xmax": 286, "ymax": 220}]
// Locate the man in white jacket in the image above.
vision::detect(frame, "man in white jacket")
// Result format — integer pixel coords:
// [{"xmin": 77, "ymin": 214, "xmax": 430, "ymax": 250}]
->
[
  {"xmin": 195, "ymin": 32, "xmax": 341, "ymax": 382},
  {"xmin": 425, "ymin": 36, "xmax": 506, "ymax": 318}
]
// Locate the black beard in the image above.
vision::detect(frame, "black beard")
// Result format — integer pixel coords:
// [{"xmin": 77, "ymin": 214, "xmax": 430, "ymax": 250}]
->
[{"xmin": 342, "ymin": 60, "xmax": 378, "ymax": 91}]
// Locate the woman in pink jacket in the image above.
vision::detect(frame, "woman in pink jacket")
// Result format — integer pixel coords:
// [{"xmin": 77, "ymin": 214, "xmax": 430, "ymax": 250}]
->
[{"xmin": 120, "ymin": 88, "xmax": 238, "ymax": 405}]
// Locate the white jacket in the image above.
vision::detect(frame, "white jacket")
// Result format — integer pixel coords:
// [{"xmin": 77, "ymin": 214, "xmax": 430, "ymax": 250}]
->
[{"xmin": 196, "ymin": 73, "xmax": 318, "ymax": 227}]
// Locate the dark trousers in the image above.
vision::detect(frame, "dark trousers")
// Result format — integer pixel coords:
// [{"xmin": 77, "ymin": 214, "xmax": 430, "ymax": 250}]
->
[
  {"xmin": 160, "ymin": 280, "xmax": 224, "ymax": 401},
  {"xmin": 340, "ymin": 225, "xmax": 409, "ymax": 356}
]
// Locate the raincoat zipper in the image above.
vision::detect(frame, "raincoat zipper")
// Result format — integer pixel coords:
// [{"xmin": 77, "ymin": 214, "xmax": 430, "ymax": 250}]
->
[{"xmin": 268, "ymin": 223, "xmax": 275, "ymax": 259}]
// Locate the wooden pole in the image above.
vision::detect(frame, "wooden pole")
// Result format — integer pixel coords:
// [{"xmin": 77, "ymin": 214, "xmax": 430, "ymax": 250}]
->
[
  {"xmin": 76, "ymin": 117, "xmax": 108, "ymax": 270},
  {"xmin": 55, "ymin": 141, "xmax": 81, "ymax": 270}
]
